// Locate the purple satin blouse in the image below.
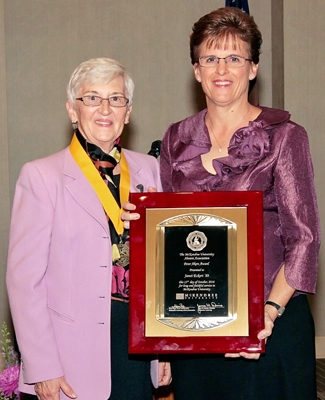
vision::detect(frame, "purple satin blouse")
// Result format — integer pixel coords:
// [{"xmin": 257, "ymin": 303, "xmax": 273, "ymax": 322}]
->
[{"xmin": 160, "ymin": 106, "xmax": 320, "ymax": 299}]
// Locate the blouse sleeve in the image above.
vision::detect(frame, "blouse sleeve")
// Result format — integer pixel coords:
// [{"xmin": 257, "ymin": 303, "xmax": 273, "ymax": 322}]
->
[
  {"xmin": 274, "ymin": 123, "xmax": 320, "ymax": 293},
  {"xmin": 160, "ymin": 125, "xmax": 174, "ymax": 192}
]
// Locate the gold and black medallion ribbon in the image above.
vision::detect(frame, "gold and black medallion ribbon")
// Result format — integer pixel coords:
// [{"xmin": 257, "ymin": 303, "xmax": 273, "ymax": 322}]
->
[{"xmin": 69, "ymin": 132, "xmax": 130, "ymax": 265}]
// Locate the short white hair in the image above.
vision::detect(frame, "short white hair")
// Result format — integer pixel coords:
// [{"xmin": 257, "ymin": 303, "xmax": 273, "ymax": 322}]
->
[{"xmin": 66, "ymin": 57, "xmax": 134, "ymax": 106}]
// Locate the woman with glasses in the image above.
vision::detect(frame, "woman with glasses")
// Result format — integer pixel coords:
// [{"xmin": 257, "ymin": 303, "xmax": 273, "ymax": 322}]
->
[
  {"xmin": 7, "ymin": 57, "xmax": 171, "ymax": 400},
  {"xmin": 159, "ymin": 7, "xmax": 320, "ymax": 400}
]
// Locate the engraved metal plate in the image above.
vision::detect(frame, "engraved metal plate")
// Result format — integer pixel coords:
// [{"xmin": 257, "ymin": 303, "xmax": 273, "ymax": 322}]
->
[{"xmin": 156, "ymin": 213, "xmax": 237, "ymax": 331}]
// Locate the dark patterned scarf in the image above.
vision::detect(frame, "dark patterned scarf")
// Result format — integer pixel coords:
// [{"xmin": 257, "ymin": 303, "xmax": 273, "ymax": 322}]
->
[{"xmin": 76, "ymin": 130, "xmax": 130, "ymax": 302}]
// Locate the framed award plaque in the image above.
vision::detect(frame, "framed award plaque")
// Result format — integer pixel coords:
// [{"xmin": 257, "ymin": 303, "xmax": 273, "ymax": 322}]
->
[{"xmin": 129, "ymin": 191, "xmax": 264, "ymax": 354}]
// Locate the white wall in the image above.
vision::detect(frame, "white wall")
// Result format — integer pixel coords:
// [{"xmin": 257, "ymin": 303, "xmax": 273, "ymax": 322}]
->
[
  {"xmin": 0, "ymin": 0, "xmax": 10, "ymax": 372},
  {"xmin": 284, "ymin": 0, "xmax": 325, "ymax": 357}
]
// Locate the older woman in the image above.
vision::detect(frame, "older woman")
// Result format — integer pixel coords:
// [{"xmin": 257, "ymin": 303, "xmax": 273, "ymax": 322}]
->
[
  {"xmin": 7, "ymin": 58, "xmax": 171, "ymax": 400},
  {"xmin": 159, "ymin": 8, "xmax": 320, "ymax": 400}
]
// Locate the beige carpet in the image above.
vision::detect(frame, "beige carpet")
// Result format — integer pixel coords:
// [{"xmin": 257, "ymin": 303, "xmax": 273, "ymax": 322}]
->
[{"xmin": 317, "ymin": 359, "xmax": 325, "ymax": 400}]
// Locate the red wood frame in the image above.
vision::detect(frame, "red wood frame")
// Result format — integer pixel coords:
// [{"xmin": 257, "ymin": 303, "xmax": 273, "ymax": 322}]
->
[{"xmin": 129, "ymin": 191, "xmax": 264, "ymax": 354}]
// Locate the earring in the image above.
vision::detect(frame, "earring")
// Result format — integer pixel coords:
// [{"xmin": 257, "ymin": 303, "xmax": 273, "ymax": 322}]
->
[{"xmin": 72, "ymin": 121, "xmax": 78, "ymax": 130}]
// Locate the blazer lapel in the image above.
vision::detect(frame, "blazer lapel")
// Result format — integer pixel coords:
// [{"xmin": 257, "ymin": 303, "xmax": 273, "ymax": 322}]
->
[
  {"xmin": 123, "ymin": 149, "xmax": 151, "ymax": 192},
  {"xmin": 63, "ymin": 148, "xmax": 109, "ymax": 233}
]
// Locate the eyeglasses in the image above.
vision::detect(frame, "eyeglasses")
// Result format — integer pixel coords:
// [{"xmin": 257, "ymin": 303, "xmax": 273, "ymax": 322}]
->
[
  {"xmin": 197, "ymin": 55, "xmax": 252, "ymax": 68},
  {"xmin": 76, "ymin": 95, "xmax": 129, "ymax": 107}
]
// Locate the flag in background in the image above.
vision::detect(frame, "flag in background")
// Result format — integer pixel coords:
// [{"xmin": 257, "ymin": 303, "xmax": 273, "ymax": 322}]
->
[{"xmin": 225, "ymin": 0, "xmax": 249, "ymax": 14}]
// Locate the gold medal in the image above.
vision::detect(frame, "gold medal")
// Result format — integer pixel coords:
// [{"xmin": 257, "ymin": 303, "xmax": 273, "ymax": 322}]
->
[
  {"xmin": 70, "ymin": 134, "xmax": 131, "ymax": 269},
  {"xmin": 115, "ymin": 243, "xmax": 130, "ymax": 267}
]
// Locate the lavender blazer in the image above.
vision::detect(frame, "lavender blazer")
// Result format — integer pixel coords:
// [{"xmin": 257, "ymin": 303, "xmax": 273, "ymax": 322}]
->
[{"xmin": 6, "ymin": 146, "xmax": 162, "ymax": 400}]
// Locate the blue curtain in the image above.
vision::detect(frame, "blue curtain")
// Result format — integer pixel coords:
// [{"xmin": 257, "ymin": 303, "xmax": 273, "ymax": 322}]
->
[{"xmin": 225, "ymin": 0, "xmax": 249, "ymax": 14}]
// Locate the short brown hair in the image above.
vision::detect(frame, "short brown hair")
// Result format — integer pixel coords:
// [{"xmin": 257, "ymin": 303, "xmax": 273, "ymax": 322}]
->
[{"xmin": 190, "ymin": 7, "xmax": 262, "ymax": 65}]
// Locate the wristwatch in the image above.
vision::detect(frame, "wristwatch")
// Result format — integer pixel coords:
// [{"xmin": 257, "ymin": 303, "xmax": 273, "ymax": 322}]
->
[{"xmin": 264, "ymin": 300, "xmax": 285, "ymax": 318}]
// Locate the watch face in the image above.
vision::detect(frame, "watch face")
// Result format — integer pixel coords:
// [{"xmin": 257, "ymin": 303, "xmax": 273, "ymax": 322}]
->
[
  {"xmin": 265, "ymin": 301, "xmax": 285, "ymax": 317},
  {"xmin": 278, "ymin": 306, "xmax": 285, "ymax": 317}
]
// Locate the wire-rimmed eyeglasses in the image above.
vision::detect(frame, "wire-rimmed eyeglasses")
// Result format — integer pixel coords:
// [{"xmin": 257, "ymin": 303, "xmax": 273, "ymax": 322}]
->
[
  {"xmin": 197, "ymin": 55, "xmax": 252, "ymax": 68},
  {"xmin": 76, "ymin": 95, "xmax": 129, "ymax": 107}
]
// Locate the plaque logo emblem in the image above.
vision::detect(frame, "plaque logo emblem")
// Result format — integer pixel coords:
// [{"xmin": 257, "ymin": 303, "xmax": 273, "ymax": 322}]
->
[{"xmin": 186, "ymin": 230, "xmax": 207, "ymax": 251}]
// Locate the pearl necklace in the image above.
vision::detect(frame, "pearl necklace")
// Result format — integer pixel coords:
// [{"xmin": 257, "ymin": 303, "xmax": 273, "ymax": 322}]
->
[{"xmin": 209, "ymin": 108, "xmax": 250, "ymax": 153}]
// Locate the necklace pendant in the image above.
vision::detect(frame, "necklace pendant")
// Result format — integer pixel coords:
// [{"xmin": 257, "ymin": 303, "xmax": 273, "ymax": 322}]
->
[{"xmin": 218, "ymin": 147, "xmax": 222, "ymax": 153}]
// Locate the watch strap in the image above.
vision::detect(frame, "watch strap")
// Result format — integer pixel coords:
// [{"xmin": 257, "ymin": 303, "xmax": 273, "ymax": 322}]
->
[{"xmin": 264, "ymin": 300, "xmax": 285, "ymax": 317}]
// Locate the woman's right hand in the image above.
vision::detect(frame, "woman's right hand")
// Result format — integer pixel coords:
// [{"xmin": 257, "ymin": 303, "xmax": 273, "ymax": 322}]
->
[{"xmin": 34, "ymin": 376, "xmax": 77, "ymax": 399}]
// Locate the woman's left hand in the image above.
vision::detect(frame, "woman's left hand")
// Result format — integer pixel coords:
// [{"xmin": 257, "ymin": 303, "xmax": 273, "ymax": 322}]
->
[
  {"xmin": 158, "ymin": 361, "xmax": 172, "ymax": 386},
  {"xmin": 121, "ymin": 201, "xmax": 139, "ymax": 229},
  {"xmin": 121, "ymin": 186, "xmax": 157, "ymax": 229},
  {"xmin": 224, "ymin": 307, "xmax": 276, "ymax": 360}
]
